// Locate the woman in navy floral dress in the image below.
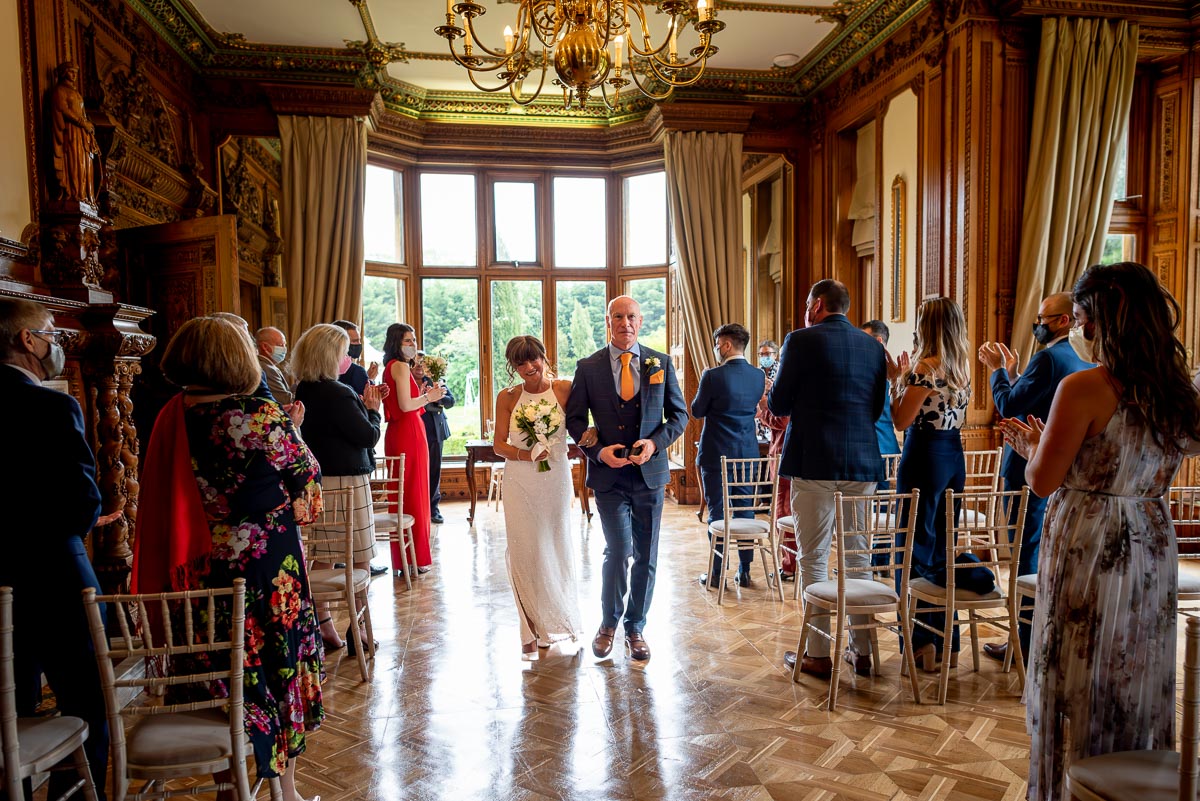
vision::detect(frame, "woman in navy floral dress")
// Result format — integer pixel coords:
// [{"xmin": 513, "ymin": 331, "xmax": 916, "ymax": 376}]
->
[
  {"xmin": 887, "ymin": 298, "xmax": 973, "ymax": 670},
  {"xmin": 138, "ymin": 317, "xmax": 325, "ymax": 801}
]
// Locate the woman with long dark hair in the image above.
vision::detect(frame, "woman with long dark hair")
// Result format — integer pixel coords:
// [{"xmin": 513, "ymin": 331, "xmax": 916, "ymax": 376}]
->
[
  {"xmin": 1004, "ymin": 262, "xmax": 1200, "ymax": 800},
  {"xmin": 887, "ymin": 297, "xmax": 973, "ymax": 671},
  {"xmin": 381, "ymin": 323, "xmax": 445, "ymax": 572}
]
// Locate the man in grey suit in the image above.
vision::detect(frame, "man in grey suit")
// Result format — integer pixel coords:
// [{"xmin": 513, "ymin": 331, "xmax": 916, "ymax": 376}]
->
[{"xmin": 255, "ymin": 326, "xmax": 293, "ymax": 404}]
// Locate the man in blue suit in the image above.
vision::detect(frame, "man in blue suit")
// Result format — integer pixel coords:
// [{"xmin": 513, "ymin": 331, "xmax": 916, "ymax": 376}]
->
[
  {"xmin": 692, "ymin": 323, "xmax": 766, "ymax": 589},
  {"xmin": 413, "ymin": 352, "xmax": 455, "ymax": 524},
  {"xmin": 978, "ymin": 291, "xmax": 1089, "ymax": 663},
  {"xmin": 768, "ymin": 280, "xmax": 888, "ymax": 679},
  {"xmin": 0, "ymin": 298, "xmax": 109, "ymax": 799},
  {"xmin": 566, "ymin": 295, "xmax": 688, "ymax": 662}
]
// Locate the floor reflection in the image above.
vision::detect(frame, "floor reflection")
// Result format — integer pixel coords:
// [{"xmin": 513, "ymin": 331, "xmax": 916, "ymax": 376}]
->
[{"xmin": 292, "ymin": 498, "xmax": 1032, "ymax": 801}]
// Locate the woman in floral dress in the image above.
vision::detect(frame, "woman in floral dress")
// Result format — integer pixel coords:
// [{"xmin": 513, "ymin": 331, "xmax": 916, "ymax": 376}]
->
[
  {"xmin": 887, "ymin": 297, "xmax": 973, "ymax": 670},
  {"xmin": 135, "ymin": 316, "xmax": 324, "ymax": 801},
  {"xmin": 1003, "ymin": 262, "xmax": 1200, "ymax": 801}
]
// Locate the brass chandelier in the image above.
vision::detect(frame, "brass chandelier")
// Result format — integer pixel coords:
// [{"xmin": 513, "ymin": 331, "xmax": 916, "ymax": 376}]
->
[{"xmin": 435, "ymin": 0, "xmax": 725, "ymax": 109}]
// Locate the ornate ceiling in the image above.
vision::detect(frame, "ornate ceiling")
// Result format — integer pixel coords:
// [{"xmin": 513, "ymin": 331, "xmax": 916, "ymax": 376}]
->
[{"xmin": 129, "ymin": 0, "xmax": 938, "ymax": 124}]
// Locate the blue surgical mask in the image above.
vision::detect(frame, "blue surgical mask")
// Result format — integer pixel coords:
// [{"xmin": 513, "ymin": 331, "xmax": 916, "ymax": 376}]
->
[
  {"xmin": 271, "ymin": 346, "xmax": 287, "ymax": 364},
  {"xmin": 758, "ymin": 355, "xmax": 775, "ymax": 370}
]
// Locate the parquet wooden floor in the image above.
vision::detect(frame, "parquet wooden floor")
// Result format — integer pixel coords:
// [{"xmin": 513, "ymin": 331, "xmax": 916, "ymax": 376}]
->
[
  {"xmin": 153, "ymin": 500, "xmax": 1198, "ymax": 800},
  {"xmin": 291, "ymin": 499, "xmax": 1036, "ymax": 801}
]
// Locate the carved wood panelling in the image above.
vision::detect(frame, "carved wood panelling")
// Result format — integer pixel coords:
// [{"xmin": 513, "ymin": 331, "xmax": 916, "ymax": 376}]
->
[{"xmin": 1156, "ymin": 88, "xmax": 1180, "ymax": 213}]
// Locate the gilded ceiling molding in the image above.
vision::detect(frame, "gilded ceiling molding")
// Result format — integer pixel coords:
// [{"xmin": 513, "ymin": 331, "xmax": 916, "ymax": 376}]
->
[{"xmin": 792, "ymin": 0, "xmax": 931, "ymax": 93}]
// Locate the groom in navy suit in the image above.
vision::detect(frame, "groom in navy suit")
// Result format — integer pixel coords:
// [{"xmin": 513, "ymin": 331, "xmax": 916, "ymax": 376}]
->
[
  {"xmin": 691, "ymin": 323, "xmax": 766, "ymax": 588},
  {"xmin": 567, "ymin": 295, "xmax": 687, "ymax": 662}
]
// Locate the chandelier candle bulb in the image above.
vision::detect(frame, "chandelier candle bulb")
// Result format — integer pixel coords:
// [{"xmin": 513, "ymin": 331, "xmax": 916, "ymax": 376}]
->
[
  {"xmin": 698, "ymin": 0, "xmax": 713, "ymax": 21},
  {"xmin": 669, "ymin": 24, "xmax": 676, "ymax": 60},
  {"xmin": 614, "ymin": 34, "xmax": 623, "ymax": 72},
  {"xmin": 504, "ymin": 25, "xmax": 514, "ymax": 53}
]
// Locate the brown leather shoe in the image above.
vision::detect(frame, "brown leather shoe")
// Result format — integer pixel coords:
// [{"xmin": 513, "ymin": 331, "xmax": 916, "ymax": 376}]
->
[
  {"xmin": 799, "ymin": 653, "xmax": 833, "ymax": 679},
  {"xmin": 592, "ymin": 626, "xmax": 616, "ymax": 658},
  {"xmin": 982, "ymin": 642, "xmax": 1007, "ymax": 662},
  {"xmin": 843, "ymin": 647, "xmax": 872, "ymax": 677},
  {"xmin": 625, "ymin": 631, "xmax": 651, "ymax": 661}
]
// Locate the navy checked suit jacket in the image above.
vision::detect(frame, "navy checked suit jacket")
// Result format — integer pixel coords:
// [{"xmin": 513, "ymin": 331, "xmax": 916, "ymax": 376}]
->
[
  {"xmin": 691, "ymin": 358, "xmax": 765, "ymax": 468},
  {"xmin": 991, "ymin": 337, "xmax": 1090, "ymax": 487},
  {"xmin": 767, "ymin": 315, "xmax": 888, "ymax": 482},
  {"xmin": 566, "ymin": 345, "xmax": 688, "ymax": 492}
]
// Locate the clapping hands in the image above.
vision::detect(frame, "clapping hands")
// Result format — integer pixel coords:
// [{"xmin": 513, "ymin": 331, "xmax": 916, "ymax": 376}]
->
[
  {"xmin": 362, "ymin": 383, "xmax": 383, "ymax": 411},
  {"xmin": 978, "ymin": 342, "xmax": 1019, "ymax": 375},
  {"xmin": 885, "ymin": 350, "xmax": 910, "ymax": 382},
  {"xmin": 999, "ymin": 415, "xmax": 1044, "ymax": 460}
]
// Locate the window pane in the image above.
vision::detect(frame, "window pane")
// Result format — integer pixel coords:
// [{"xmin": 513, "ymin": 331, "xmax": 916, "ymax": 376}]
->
[
  {"xmin": 421, "ymin": 174, "xmax": 477, "ymax": 266},
  {"xmin": 626, "ymin": 277, "xmax": 666, "ymax": 353},
  {"xmin": 494, "ymin": 182, "xmax": 537, "ymax": 264},
  {"xmin": 553, "ymin": 176, "xmax": 606, "ymax": 268},
  {"xmin": 1111, "ymin": 133, "xmax": 1128, "ymax": 202},
  {"xmin": 361, "ymin": 275, "xmax": 405, "ymax": 365},
  {"xmin": 364, "ymin": 165, "xmax": 403, "ymax": 264},
  {"xmin": 490, "ymin": 281, "xmax": 543, "ymax": 394},
  {"xmin": 624, "ymin": 171, "xmax": 667, "ymax": 266},
  {"xmin": 555, "ymin": 281, "xmax": 607, "ymax": 381},
  {"xmin": 422, "ymin": 278, "xmax": 480, "ymax": 456},
  {"xmin": 1100, "ymin": 233, "xmax": 1136, "ymax": 265}
]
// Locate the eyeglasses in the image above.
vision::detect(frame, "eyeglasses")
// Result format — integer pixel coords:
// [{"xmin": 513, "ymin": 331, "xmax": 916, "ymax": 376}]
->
[
  {"xmin": 1035, "ymin": 313, "xmax": 1069, "ymax": 323},
  {"xmin": 30, "ymin": 329, "xmax": 64, "ymax": 344}
]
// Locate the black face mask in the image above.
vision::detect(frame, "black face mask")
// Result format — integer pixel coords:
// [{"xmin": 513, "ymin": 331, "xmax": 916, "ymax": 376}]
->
[
  {"xmin": 1032, "ymin": 323, "xmax": 1057, "ymax": 346},
  {"xmin": 347, "ymin": 344, "xmax": 363, "ymax": 359}
]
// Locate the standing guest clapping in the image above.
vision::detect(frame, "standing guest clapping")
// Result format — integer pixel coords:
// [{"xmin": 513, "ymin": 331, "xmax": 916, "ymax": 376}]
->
[
  {"xmin": 1002, "ymin": 262, "xmax": 1200, "ymax": 801},
  {"xmin": 255, "ymin": 326, "xmax": 294, "ymax": 405},
  {"xmin": 692, "ymin": 323, "xmax": 765, "ymax": 589},
  {"xmin": 381, "ymin": 323, "xmax": 445, "ymax": 574},
  {"xmin": 886, "ymin": 298, "xmax": 973, "ymax": 672},
  {"xmin": 292, "ymin": 323, "xmax": 383, "ymax": 652},
  {"xmin": 133, "ymin": 316, "xmax": 324, "ymax": 801}
]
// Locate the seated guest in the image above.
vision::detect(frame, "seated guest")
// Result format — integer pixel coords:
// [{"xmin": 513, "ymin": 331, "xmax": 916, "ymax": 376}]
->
[
  {"xmin": 861, "ymin": 321, "xmax": 902, "ymax": 476},
  {"xmin": 692, "ymin": 323, "xmax": 766, "ymax": 589},
  {"xmin": 412, "ymin": 352, "xmax": 455, "ymax": 525},
  {"xmin": 0, "ymin": 297, "xmax": 110, "ymax": 799},
  {"xmin": 133, "ymin": 316, "xmax": 323, "ymax": 800},
  {"xmin": 292, "ymin": 323, "xmax": 384, "ymax": 650},
  {"xmin": 254, "ymin": 326, "xmax": 294, "ymax": 404}
]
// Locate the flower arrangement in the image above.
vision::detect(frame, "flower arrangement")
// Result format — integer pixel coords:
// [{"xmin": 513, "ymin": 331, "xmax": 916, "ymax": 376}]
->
[
  {"xmin": 512, "ymin": 396, "xmax": 563, "ymax": 472},
  {"xmin": 423, "ymin": 354, "xmax": 448, "ymax": 383},
  {"xmin": 644, "ymin": 356, "xmax": 661, "ymax": 369}
]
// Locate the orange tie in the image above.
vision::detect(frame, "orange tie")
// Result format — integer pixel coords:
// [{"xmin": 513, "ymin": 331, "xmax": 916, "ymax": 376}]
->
[{"xmin": 619, "ymin": 352, "xmax": 635, "ymax": 401}]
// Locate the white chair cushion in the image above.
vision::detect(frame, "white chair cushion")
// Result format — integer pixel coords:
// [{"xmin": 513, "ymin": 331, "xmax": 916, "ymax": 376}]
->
[
  {"xmin": 1068, "ymin": 750, "xmax": 1180, "ymax": 801},
  {"xmin": 805, "ymin": 578, "xmax": 898, "ymax": 607},
  {"xmin": 1016, "ymin": 573, "xmax": 1037, "ymax": 595},
  {"xmin": 775, "ymin": 515, "xmax": 795, "ymax": 532},
  {"xmin": 309, "ymin": 568, "xmax": 370, "ymax": 594},
  {"xmin": 959, "ymin": 508, "xmax": 990, "ymax": 526},
  {"xmin": 16, "ymin": 716, "xmax": 88, "ymax": 771},
  {"xmin": 910, "ymin": 576, "xmax": 1004, "ymax": 601},
  {"xmin": 1179, "ymin": 571, "xmax": 1200, "ymax": 597},
  {"xmin": 373, "ymin": 512, "xmax": 415, "ymax": 530},
  {"xmin": 708, "ymin": 518, "xmax": 771, "ymax": 536},
  {"xmin": 126, "ymin": 709, "xmax": 232, "ymax": 767}
]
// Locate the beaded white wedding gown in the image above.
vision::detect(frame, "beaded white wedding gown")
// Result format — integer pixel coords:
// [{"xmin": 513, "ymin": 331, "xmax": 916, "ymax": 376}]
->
[{"xmin": 502, "ymin": 386, "xmax": 583, "ymax": 650}]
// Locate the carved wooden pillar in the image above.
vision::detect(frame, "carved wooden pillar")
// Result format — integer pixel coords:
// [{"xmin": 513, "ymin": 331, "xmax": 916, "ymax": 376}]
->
[
  {"xmin": 80, "ymin": 304, "xmax": 155, "ymax": 592},
  {"xmin": 40, "ymin": 200, "xmax": 111, "ymax": 305}
]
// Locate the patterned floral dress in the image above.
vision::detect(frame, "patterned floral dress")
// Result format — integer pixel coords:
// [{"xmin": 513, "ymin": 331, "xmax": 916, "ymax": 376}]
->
[
  {"xmin": 182, "ymin": 396, "xmax": 326, "ymax": 778},
  {"xmin": 1026, "ymin": 404, "xmax": 1182, "ymax": 800}
]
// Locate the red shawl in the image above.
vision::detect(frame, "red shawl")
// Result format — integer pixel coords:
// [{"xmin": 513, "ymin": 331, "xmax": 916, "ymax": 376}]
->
[{"xmin": 131, "ymin": 393, "xmax": 212, "ymax": 593}]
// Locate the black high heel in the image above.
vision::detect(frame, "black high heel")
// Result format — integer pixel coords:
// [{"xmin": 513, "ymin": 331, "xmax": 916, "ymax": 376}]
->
[{"xmin": 345, "ymin": 626, "xmax": 379, "ymax": 657}]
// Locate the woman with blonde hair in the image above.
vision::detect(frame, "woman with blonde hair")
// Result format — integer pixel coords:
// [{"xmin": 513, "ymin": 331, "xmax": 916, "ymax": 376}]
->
[
  {"xmin": 886, "ymin": 297, "xmax": 973, "ymax": 670},
  {"xmin": 132, "ymin": 316, "xmax": 324, "ymax": 801},
  {"xmin": 292, "ymin": 323, "xmax": 383, "ymax": 652}
]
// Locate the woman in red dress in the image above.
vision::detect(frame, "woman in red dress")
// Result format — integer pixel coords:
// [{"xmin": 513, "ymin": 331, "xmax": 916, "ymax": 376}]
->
[{"xmin": 381, "ymin": 323, "xmax": 446, "ymax": 572}]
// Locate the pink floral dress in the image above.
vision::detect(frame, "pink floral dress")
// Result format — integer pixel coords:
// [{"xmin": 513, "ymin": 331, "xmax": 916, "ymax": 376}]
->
[{"xmin": 179, "ymin": 396, "xmax": 325, "ymax": 778}]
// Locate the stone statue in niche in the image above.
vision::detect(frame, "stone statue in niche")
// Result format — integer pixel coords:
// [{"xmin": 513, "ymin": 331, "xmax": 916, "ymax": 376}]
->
[{"xmin": 49, "ymin": 62, "xmax": 101, "ymax": 205}]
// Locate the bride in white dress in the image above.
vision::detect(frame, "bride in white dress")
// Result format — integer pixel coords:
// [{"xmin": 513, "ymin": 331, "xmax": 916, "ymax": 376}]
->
[{"xmin": 492, "ymin": 335, "xmax": 585, "ymax": 659}]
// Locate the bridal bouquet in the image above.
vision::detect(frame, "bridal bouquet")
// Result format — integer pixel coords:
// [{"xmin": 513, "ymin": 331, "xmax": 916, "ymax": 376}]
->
[
  {"xmin": 423, "ymin": 354, "xmax": 448, "ymax": 383},
  {"xmin": 513, "ymin": 397, "xmax": 563, "ymax": 473}
]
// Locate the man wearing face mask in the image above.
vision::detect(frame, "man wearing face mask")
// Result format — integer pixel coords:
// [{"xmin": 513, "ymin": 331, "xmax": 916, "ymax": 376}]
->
[
  {"xmin": 692, "ymin": 323, "xmax": 766, "ymax": 589},
  {"xmin": 977, "ymin": 291, "xmax": 1090, "ymax": 664},
  {"xmin": 254, "ymin": 326, "xmax": 293, "ymax": 404},
  {"xmin": 0, "ymin": 297, "xmax": 110, "ymax": 798}
]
